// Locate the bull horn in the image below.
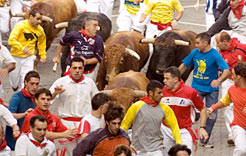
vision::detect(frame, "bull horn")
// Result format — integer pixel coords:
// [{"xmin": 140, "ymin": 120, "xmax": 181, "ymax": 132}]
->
[
  {"xmin": 99, "ymin": 90, "xmax": 112, "ymax": 96},
  {"xmin": 11, "ymin": 12, "xmax": 25, "ymax": 17},
  {"xmin": 134, "ymin": 90, "xmax": 147, "ymax": 97},
  {"xmin": 42, "ymin": 15, "xmax": 53, "ymax": 22},
  {"xmin": 174, "ymin": 40, "xmax": 189, "ymax": 46},
  {"xmin": 55, "ymin": 22, "xmax": 69, "ymax": 29},
  {"xmin": 139, "ymin": 38, "xmax": 156, "ymax": 43},
  {"xmin": 125, "ymin": 48, "xmax": 140, "ymax": 60}
]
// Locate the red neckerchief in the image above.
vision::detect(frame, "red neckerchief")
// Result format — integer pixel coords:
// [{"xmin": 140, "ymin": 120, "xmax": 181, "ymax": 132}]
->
[
  {"xmin": 221, "ymin": 38, "xmax": 239, "ymax": 53},
  {"xmin": 0, "ymin": 140, "xmax": 7, "ymax": 151},
  {"xmin": 34, "ymin": 107, "xmax": 53, "ymax": 125},
  {"xmin": 0, "ymin": 98, "xmax": 4, "ymax": 104},
  {"xmin": 79, "ymin": 29, "xmax": 94, "ymax": 39},
  {"xmin": 140, "ymin": 96, "xmax": 158, "ymax": 107},
  {"xmin": 69, "ymin": 74, "xmax": 85, "ymax": 83},
  {"xmin": 27, "ymin": 133, "xmax": 47, "ymax": 149},
  {"xmin": 21, "ymin": 88, "xmax": 34, "ymax": 102},
  {"xmin": 231, "ymin": 0, "xmax": 245, "ymax": 19},
  {"xmin": 165, "ymin": 80, "xmax": 184, "ymax": 93}
]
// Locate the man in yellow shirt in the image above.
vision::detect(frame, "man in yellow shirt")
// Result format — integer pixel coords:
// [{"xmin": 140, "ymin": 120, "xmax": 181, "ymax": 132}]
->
[
  {"xmin": 139, "ymin": 0, "xmax": 184, "ymax": 74},
  {"xmin": 8, "ymin": 8, "xmax": 46, "ymax": 91}
]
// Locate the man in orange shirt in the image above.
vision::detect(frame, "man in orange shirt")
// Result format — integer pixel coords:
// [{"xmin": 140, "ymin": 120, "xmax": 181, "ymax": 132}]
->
[{"xmin": 208, "ymin": 62, "xmax": 246, "ymax": 156}]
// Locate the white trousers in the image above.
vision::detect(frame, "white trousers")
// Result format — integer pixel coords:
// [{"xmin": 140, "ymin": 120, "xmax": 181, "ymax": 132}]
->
[
  {"xmin": 205, "ymin": 12, "xmax": 215, "ymax": 31},
  {"xmin": 140, "ymin": 24, "xmax": 172, "ymax": 74},
  {"xmin": 161, "ymin": 125, "xmax": 193, "ymax": 156},
  {"xmin": 117, "ymin": 3, "xmax": 149, "ymax": 34},
  {"xmin": 9, "ymin": 55, "xmax": 36, "ymax": 89},
  {"xmin": 86, "ymin": 0, "xmax": 114, "ymax": 20},
  {"xmin": 232, "ymin": 125, "xmax": 246, "ymax": 156},
  {"xmin": 0, "ymin": 6, "xmax": 10, "ymax": 44},
  {"xmin": 59, "ymin": 119, "xmax": 81, "ymax": 156},
  {"xmin": 222, "ymin": 79, "xmax": 234, "ymax": 138}
]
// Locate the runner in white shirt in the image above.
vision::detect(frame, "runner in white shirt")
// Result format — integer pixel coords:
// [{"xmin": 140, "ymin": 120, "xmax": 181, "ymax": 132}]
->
[
  {"xmin": 15, "ymin": 115, "xmax": 56, "ymax": 156},
  {"xmin": 78, "ymin": 93, "xmax": 110, "ymax": 138},
  {"xmin": 50, "ymin": 57, "xmax": 98, "ymax": 156}
]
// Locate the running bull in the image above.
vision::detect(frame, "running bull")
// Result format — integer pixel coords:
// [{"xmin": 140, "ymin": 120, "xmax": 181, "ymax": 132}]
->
[
  {"xmin": 140, "ymin": 30, "xmax": 196, "ymax": 82},
  {"xmin": 101, "ymin": 71, "xmax": 148, "ymax": 111},
  {"xmin": 96, "ymin": 31, "xmax": 149, "ymax": 90}
]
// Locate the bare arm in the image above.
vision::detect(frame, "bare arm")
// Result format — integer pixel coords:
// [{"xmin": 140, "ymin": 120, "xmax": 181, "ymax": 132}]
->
[
  {"xmin": 0, "ymin": 62, "xmax": 15, "ymax": 78},
  {"xmin": 211, "ymin": 69, "xmax": 230, "ymax": 88},
  {"xmin": 12, "ymin": 108, "xmax": 33, "ymax": 120},
  {"xmin": 172, "ymin": 11, "xmax": 184, "ymax": 27},
  {"xmin": 81, "ymin": 57, "xmax": 99, "ymax": 65},
  {"xmin": 45, "ymin": 128, "xmax": 77, "ymax": 140},
  {"xmin": 139, "ymin": 14, "xmax": 147, "ymax": 23},
  {"xmin": 198, "ymin": 106, "xmax": 208, "ymax": 141},
  {"xmin": 53, "ymin": 45, "xmax": 63, "ymax": 64},
  {"xmin": 178, "ymin": 63, "xmax": 188, "ymax": 75}
]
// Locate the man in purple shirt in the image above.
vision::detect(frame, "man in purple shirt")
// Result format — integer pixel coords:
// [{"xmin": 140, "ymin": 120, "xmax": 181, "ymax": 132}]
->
[{"xmin": 53, "ymin": 17, "xmax": 104, "ymax": 81}]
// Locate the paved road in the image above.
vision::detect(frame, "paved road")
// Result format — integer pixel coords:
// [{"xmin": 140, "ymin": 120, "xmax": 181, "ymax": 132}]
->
[{"xmin": 2, "ymin": 0, "xmax": 234, "ymax": 155}]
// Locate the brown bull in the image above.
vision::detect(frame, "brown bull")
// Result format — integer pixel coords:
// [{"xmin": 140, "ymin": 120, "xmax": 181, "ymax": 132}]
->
[
  {"xmin": 101, "ymin": 71, "xmax": 149, "ymax": 111},
  {"xmin": 96, "ymin": 31, "xmax": 149, "ymax": 90}
]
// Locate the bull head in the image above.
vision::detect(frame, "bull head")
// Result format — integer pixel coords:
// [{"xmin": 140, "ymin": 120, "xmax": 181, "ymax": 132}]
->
[
  {"xmin": 104, "ymin": 45, "xmax": 140, "ymax": 82},
  {"xmin": 100, "ymin": 89, "xmax": 147, "ymax": 111}
]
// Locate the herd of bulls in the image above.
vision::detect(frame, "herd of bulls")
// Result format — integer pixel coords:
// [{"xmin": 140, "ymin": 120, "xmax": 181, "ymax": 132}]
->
[{"xmin": 16, "ymin": 0, "xmax": 198, "ymax": 110}]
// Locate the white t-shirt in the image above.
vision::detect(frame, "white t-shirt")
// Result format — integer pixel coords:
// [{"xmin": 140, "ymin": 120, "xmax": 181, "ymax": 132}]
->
[
  {"xmin": 78, "ymin": 113, "xmax": 104, "ymax": 134},
  {"xmin": 15, "ymin": 133, "xmax": 56, "ymax": 156},
  {"xmin": 50, "ymin": 76, "xmax": 98, "ymax": 118},
  {"xmin": 0, "ymin": 105, "xmax": 17, "ymax": 126}
]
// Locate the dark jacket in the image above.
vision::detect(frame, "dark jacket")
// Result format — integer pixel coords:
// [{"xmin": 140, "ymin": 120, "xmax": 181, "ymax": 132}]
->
[{"xmin": 73, "ymin": 126, "xmax": 130, "ymax": 156}]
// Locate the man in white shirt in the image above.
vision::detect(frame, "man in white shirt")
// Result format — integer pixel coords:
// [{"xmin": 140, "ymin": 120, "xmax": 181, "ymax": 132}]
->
[
  {"xmin": 50, "ymin": 56, "xmax": 98, "ymax": 156},
  {"xmin": 15, "ymin": 115, "xmax": 56, "ymax": 156},
  {"xmin": 78, "ymin": 92, "xmax": 110, "ymax": 138}
]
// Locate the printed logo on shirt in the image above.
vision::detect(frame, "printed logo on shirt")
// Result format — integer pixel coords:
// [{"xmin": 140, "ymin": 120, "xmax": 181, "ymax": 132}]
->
[
  {"xmin": 24, "ymin": 33, "xmax": 37, "ymax": 41},
  {"xmin": 179, "ymin": 99, "xmax": 185, "ymax": 105},
  {"xmin": 194, "ymin": 59, "xmax": 209, "ymax": 79}
]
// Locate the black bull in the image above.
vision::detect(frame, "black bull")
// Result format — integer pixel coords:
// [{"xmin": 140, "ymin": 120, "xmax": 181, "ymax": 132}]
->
[
  {"xmin": 146, "ymin": 30, "xmax": 196, "ymax": 82},
  {"xmin": 60, "ymin": 12, "xmax": 112, "ymax": 76}
]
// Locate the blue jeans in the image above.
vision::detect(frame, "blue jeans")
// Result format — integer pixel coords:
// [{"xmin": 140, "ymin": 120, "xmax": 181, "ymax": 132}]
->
[{"xmin": 198, "ymin": 90, "xmax": 219, "ymax": 144}]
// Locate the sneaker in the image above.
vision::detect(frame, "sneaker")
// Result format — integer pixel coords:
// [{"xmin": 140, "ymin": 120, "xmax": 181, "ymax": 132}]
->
[
  {"xmin": 199, "ymin": 143, "xmax": 214, "ymax": 148},
  {"xmin": 227, "ymin": 137, "xmax": 234, "ymax": 145},
  {"xmin": 203, "ymin": 144, "xmax": 214, "ymax": 148}
]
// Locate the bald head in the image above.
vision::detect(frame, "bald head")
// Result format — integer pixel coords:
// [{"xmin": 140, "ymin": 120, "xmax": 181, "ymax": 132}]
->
[{"xmin": 216, "ymin": 32, "xmax": 231, "ymax": 51}]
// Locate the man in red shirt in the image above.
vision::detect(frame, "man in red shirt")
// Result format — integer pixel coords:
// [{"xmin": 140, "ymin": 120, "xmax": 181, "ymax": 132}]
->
[
  {"xmin": 208, "ymin": 62, "xmax": 246, "ymax": 156},
  {"xmin": 216, "ymin": 31, "xmax": 246, "ymax": 144},
  {"xmin": 21, "ymin": 88, "xmax": 77, "ymax": 140},
  {"xmin": 161, "ymin": 66, "xmax": 208, "ymax": 153}
]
